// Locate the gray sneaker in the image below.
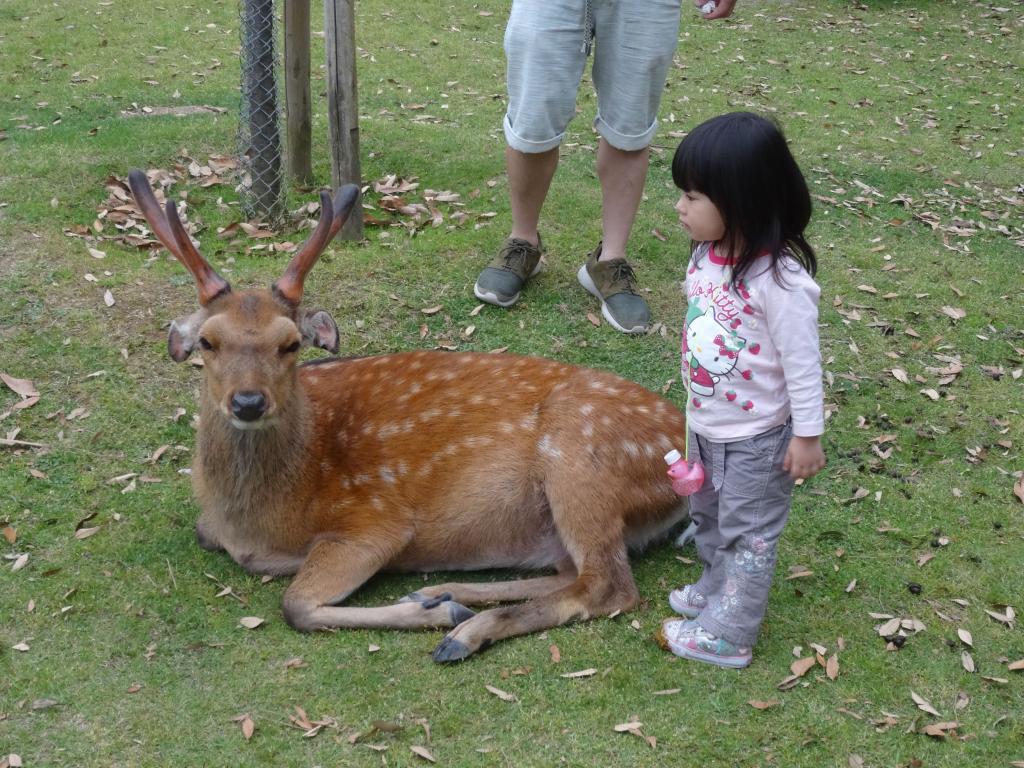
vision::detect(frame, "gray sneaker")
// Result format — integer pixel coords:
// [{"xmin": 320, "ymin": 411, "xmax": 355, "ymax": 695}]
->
[
  {"xmin": 474, "ymin": 236, "xmax": 544, "ymax": 307},
  {"xmin": 576, "ymin": 243, "xmax": 652, "ymax": 334}
]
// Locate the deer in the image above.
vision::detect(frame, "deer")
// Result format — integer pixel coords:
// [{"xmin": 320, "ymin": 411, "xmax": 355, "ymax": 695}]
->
[{"xmin": 128, "ymin": 169, "xmax": 689, "ymax": 662}]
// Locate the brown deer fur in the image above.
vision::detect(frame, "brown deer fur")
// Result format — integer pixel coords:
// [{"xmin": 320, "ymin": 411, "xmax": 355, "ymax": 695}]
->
[{"xmin": 129, "ymin": 169, "xmax": 688, "ymax": 661}]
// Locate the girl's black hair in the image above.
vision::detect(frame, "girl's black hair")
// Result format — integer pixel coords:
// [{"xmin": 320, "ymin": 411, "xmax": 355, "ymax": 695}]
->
[{"xmin": 672, "ymin": 111, "xmax": 817, "ymax": 286}]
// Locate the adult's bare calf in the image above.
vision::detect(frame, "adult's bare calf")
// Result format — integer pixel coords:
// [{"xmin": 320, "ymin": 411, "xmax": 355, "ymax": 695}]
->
[{"xmin": 130, "ymin": 169, "xmax": 688, "ymax": 661}]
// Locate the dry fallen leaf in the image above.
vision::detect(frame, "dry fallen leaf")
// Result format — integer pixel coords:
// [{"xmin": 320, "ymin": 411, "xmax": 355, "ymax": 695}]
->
[
  {"xmin": 961, "ymin": 651, "xmax": 975, "ymax": 673},
  {"xmin": 410, "ymin": 745, "xmax": 436, "ymax": 763},
  {"xmin": 103, "ymin": 289, "xmax": 115, "ymax": 307},
  {"xmin": 985, "ymin": 606, "xmax": 1016, "ymax": 627},
  {"xmin": 1, "ymin": 373, "xmax": 39, "ymax": 399},
  {"xmin": 957, "ymin": 628, "xmax": 973, "ymax": 647},
  {"xmin": 549, "ymin": 644, "xmax": 561, "ymax": 663},
  {"xmin": 826, "ymin": 654, "xmax": 839, "ymax": 680},
  {"xmin": 911, "ymin": 690, "xmax": 941, "ymax": 717},
  {"xmin": 613, "ymin": 721, "xmax": 644, "ymax": 733},
  {"xmin": 890, "ymin": 368, "xmax": 909, "ymax": 384},
  {"xmin": 2, "ymin": 526, "xmax": 15, "ymax": 545},
  {"xmin": 485, "ymin": 684, "xmax": 517, "ymax": 702},
  {"xmin": 11, "ymin": 553, "xmax": 29, "ymax": 572},
  {"xmin": 748, "ymin": 699, "xmax": 780, "ymax": 710},
  {"xmin": 232, "ymin": 713, "xmax": 256, "ymax": 741},
  {"xmin": 1008, "ymin": 659, "xmax": 1024, "ymax": 672},
  {"xmin": 561, "ymin": 668, "xmax": 598, "ymax": 678},
  {"xmin": 238, "ymin": 616, "xmax": 265, "ymax": 629},
  {"xmin": 420, "ymin": 305, "xmax": 443, "ymax": 315},
  {"xmin": 877, "ymin": 617, "xmax": 902, "ymax": 636},
  {"xmin": 921, "ymin": 721, "xmax": 959, "ymax": 739},
  {"xmin": 791, "ymin": 657, "xmax": 816, "ymax": 677}
]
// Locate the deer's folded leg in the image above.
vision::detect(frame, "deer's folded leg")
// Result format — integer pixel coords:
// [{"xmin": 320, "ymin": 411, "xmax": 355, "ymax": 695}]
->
[
  {"xmin": 282, "ymin": 538, "xmax": 473, "ymax": 631},
  {"xmin": 431, "ymin": 555, "xmax": 638, "ymax": 663},
  {"xmin": 402, "ymin": 569, "xmax": 577, "ymax": 607}
]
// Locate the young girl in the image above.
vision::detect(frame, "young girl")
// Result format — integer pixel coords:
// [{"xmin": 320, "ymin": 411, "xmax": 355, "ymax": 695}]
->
[{"xmin": 660, "ymin": 112, "xmax": 827, "ymax": 668}]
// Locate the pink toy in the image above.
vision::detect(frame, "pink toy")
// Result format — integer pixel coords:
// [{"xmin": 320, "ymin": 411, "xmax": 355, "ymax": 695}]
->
[{"xmin": 665, "ymin": 449, "xmax": 705, "ymax": 496}]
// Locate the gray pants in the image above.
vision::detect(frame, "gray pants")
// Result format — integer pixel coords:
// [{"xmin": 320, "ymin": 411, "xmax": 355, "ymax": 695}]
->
[{"xmin": 688, "ymin": 422, "xmax": 796, "ymax": 647}]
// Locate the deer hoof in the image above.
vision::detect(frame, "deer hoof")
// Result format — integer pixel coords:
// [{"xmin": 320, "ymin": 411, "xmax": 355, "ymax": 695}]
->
[
  {"xmin": 420, "ymin": 592, "xmax": 454, "ymax": 609},
  {"xmin": 400, "ymin": 590, "xmax": 453, "ymax": 607},
  {"xmin": 431, "ymin": 636, "xmax": 473, "ymax": 663},
  {"xmin": 447, "ymin": 601, "xmax": 475, "ymax": 626}
]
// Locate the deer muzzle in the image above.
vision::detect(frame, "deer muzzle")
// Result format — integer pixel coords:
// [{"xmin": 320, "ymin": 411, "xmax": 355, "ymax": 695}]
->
[{"xmin": 230, "ymin": 390, "xmax": 269, "ymax": 425}]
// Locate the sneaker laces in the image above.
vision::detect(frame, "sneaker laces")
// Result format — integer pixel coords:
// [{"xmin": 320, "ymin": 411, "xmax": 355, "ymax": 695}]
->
[
  {"xmin": 607, "ymin": 260, "xmax": 640, "ymax": 295},
  {"xmin": 499, "ymin": 240, "xmax": 537, "ymax": 272}
]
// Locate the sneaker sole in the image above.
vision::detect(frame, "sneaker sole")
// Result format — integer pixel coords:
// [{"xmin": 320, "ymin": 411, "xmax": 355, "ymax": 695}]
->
[
  {"xmin": 669, "ymin": 640, "xmax": 751, "ymax": 669},
  {"xmin": 576, "ymin": 264, "xmax": 650, "ymax": 334},
  {"xmin": 668, "ymin": 591, "xmax": 703, "ymax": 618},
  {"xmin": 473, "ymin": 283, "xmax": 520, "ymax": 307},
  {"xmin": 474, "ymin": 261, "xmax": 544, "ymax": 308}
]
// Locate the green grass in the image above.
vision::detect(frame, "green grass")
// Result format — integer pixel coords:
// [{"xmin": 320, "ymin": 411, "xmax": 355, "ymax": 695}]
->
[{"xmin": 2, "ymin": 0, "xmax": 1023, "ymax": 766}]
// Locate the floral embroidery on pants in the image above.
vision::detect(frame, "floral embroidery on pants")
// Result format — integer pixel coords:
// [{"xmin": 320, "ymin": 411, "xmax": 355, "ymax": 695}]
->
[{"xmin": 708, "ymin": 536, "xmax": 776, "ymax": 625}]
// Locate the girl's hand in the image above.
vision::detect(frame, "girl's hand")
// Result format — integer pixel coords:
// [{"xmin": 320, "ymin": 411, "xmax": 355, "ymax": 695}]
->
[{"xmin": 783, "ymin": 435, "xmax": 826, "ymax": 480}]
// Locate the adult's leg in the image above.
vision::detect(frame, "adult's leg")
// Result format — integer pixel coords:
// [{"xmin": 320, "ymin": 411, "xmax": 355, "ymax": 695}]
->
[
  {"xmin": 590, "ymin": 0, "xmax": 683, "ymax": 259},
  {"xmin": 596, "ymin": 141, "xmax": 649, "ymax": 261},
  {"xmin": 507, "ymin": 146, "xmax": 559, "ymax": 247}
]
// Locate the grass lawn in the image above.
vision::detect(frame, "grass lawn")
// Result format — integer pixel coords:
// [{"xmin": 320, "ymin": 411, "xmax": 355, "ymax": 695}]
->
[{"xmin": 1, "ymin": 0, "xmax": 1022, "ymax": 765}]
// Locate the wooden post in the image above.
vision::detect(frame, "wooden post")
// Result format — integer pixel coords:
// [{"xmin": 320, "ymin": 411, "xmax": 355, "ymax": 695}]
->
[
  {"xmin": 284, "ymin": 0, "xmax": 313, "ymax": 186},
  {"xmin": 323, "ymin": 0, "xmax": 362, "ymax": 240}
]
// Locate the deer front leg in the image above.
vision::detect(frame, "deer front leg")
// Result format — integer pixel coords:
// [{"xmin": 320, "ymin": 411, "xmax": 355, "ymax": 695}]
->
[
  {"xmin": 402, "ymin": 559, "xmax": 577, "ymax": 606},
  {"xmin": 282, "ymin": 538, "xmax": 474, "ymax": 632},
  {"xmin": 430, "ymin": 571, "xmax": 638, "ymax": 663},
  {"xmin": 431, "ymin": 544, "xmax": 639, "ymax": 662}
]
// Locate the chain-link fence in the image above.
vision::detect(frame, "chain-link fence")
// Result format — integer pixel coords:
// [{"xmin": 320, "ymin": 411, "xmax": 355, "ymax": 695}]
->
[{"xmin": 238, "ymin": 0, "xmax": 285, "ymax": 221}]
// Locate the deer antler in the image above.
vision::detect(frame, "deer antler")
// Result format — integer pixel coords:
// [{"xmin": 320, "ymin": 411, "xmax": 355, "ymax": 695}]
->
[
  {"xmin": 128, "ymin": 169, "xmax": 231, "ymax": 306},
  {"xmin": 274, "ymin": 184, "xmax": 360, "ymax": 306}
]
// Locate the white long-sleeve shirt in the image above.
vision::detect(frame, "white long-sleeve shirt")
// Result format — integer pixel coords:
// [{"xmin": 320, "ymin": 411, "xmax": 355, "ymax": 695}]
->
[{"xmin": 683, "ymin": 242, "xmax": 825, "ymax": 441}]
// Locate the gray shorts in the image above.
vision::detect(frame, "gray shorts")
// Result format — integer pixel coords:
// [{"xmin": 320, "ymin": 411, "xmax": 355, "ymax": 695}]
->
[{"xmin": 503, "ymin": 0, "xmax": 684, "ymax": 153}]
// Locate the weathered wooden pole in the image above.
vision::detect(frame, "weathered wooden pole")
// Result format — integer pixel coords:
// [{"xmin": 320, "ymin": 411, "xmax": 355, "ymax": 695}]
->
[
  {"xmin": 284, "ymin": 0, "xmax": 313, "ymax": 186},
  {"xmin": 323, "ymin": 0, "xmax": 362, "ymax": 239}
]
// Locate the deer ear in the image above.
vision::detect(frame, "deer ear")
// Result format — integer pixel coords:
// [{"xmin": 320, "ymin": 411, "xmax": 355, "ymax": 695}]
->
[
  {"xmin": 299, "ymin": 309, "xmax": 339, "ymax": 354},
  {"xmin": 167, "ymin": 309, "xmax": 206, "ymax": 362}
]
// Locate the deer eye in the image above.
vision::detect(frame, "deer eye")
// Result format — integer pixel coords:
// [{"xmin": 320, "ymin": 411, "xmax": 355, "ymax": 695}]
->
[
  {"xmin": 280, "ymin": 340, "xmax": 301, "ymax": 355},
  {"xmin": 198, "ymin": 336, "xmax": 214, "ymax": 351}
]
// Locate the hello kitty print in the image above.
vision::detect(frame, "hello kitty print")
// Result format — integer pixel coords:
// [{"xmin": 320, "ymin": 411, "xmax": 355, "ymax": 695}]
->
[{"xmin": 682, "ymin": 242, "xmax": 825, "ymax": 442}]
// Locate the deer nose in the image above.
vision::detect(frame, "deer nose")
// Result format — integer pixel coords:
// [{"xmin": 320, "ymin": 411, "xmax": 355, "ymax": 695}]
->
[{"xmin": 230, "ymin": 391, "xmax": 267, "ymax": 422}]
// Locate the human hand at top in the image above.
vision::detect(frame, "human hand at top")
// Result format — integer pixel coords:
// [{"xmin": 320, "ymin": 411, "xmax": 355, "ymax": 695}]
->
[
  {"xmin": 782, "ymin": 435, "xmax": 826, "ymax": 480},
  {"xmin": 696, "ymin": 0, "xmax": 738, "ymax": 19}
]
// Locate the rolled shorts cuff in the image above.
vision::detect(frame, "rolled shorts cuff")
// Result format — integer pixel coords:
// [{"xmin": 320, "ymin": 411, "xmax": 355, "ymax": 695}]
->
[
  {"xmin": 593, "ymin": 113, "xmax": 658, "ymax": 152},
  {"xmin": 504, "ymin": 113, "xmax": 564, "ymax": 154}
]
